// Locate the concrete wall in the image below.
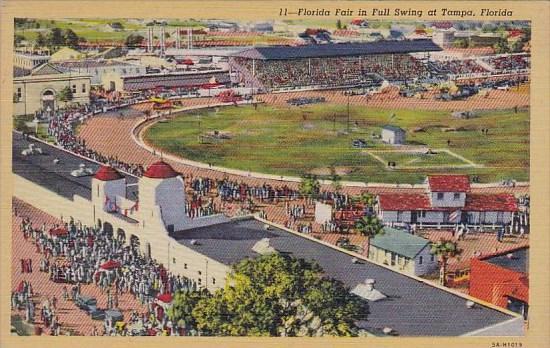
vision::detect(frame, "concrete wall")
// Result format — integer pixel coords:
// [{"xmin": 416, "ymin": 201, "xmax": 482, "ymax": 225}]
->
[
  {"xmin": 139, "ymin": 176, "xmax": 187, "ymax": 232},
  {"xmin": 13, "ymin": 75, "xmax": 91, "ymax": 116},
  {"xmin": 430, "ymin": 192, "xmax": 466, "ymax": 208},
  {"xmin": 15, "ymin": 173, "xmax": 231, "ymax": 291}
]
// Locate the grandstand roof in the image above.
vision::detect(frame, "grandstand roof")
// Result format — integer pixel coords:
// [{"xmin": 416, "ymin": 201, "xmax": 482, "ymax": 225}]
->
[{"xmin": 231, "ymin": 39, "xmax": 442, "ymax": 60}]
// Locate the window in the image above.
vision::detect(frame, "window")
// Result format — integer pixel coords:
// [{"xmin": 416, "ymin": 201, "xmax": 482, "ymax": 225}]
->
[
  {"xmin": 198, "ymin": 270, "xmax": 202, "ymax": 275},
  {"xmin": 430, "ymin": 254, "xmax": 435, "ymax": 262},
  {"xmin": 17, "ymin": 87, "xmax": 22, "ymax": 98},
  {"xmin": 396, "ymin": 211, "xmax": 403, "ymax": 222},
  {"xmin": 212, "ymin": 278, "xmax": 216, "ymax": 285},
  {"xmin": 72, "ymin": 85, "xmax": 77, "ymax": 93},
  {"xmin": 419, "ymin": 256, "xmax": 423, "ymax": 265},
  {"xmin": 198, "ymin": 278, "xmax": 202, "ymax": 285},
  {"xmin": 172, "ymin": 257, "xmax": 176, "ymax": 264},
  {"xmin": 82, "ymin": 84, "xmax": 86, "ymax": 93},
  {"xmin": 184, "ymin": 263, "xmax": 187, "ymax": 269},
  {"xmin": 437, "ymin": 193, "xmax": 444, "ymax": 200},
  {"xmin": 453, "ymin": 193, "xmax": 461, "ymax": 200},
  {"xmin": 419, "ymin": 210, "xmax": 426, "ymax": 218},
  {"xmin": 122, "ymin": 69, "xmax": 127, "ymax": 74}
]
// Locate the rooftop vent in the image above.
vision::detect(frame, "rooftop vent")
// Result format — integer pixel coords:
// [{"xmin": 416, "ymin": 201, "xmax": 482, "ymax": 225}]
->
[
  {"xmin": 351, "ymin": 279, "xmax": 387, "ymax": 302},
  {"xmin": 70, "ymin": 163, "xmax": 94, "ymax": 177},
  {"xmin": 21, "ymin": 143, "xmax": 43, "ymax": 156},
  {"xmin": 252, "ymin": 238, "xmax": 277, "ymax": 255},
  {"xmin": 190, "ymin": 239, "xmax": 198, "ymax": 246},
  {"xmin": 466, "ymin": 300, "xmax": 475, "ymax": 309}
]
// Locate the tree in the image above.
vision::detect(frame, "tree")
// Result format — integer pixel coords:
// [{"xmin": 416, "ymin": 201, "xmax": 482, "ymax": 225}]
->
[
  {"xmin": 452, "ymin": 38, "xmax": 468, "ymax": 49},
  {"xmin": 493, "ymin": 38, "xmax": 510, "ymax": 54},
  {"xmin": 125, "ymin": 33, "xmax": 145, "ymax": 47},
  {"xmin": 57, "ymin": 86, "xmax": 73, "ymax": 103},
  {"xmin": 47, "ymin": 27, "xmax": 65, "ymax": 48},
  {"xmin": 336, "ymin": 20, "xmax": 342, "ymax": 30},
  {"xmin": 192, "ymin": 253, "xmax": 366, "ymax": 336},
  {"xmin": 430, "ymin": 239, "xmax": 461, "ymax": 287},
  {"xmin": 354, "ymin": 214, "xmax": 384, "ymax": 257},
  {"xmin": 299, "ymin": 174, "xmax": 320, "ymax": 203},
  {"xmin": 35, "ymin": 32, "xmax": 47, "ymax": 47},
  {"xmin": 167, "ymin": 289, "xmax": 209, "ymax": 332},
  {"xmin": 329, "ymin": 167, "xmax": 342, "ymax": 193},
  {"xmin": 64, "ymin": 29, "xmax": 80, "ymax": 47}
]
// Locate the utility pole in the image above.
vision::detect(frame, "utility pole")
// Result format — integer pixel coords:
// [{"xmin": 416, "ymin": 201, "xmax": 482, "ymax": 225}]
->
[{"xmin": 347, "ymin": 93, "xmax": 350, "ymax": 133}]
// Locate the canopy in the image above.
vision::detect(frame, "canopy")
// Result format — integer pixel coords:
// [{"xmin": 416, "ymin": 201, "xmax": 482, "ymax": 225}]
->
[
  {"xmin": 157, "ymin": 293, "xmax": 173, "ymax": 304},
  {"xmin": 49, "ymin": 227, "xmax": 68, "ymax": 237},
  {"xmin": 100, "ymin": 260, "xmax": 121, "ymax": 270}
]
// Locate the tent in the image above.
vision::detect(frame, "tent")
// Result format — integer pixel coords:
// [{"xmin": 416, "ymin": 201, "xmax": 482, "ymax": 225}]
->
[
  {"xmin": 100, "ymin": 260, "xmax": 121, "ymax": 270},
  {"xmin": 49, "ymin": 227, "xmax": 68, "ymax": 237}
]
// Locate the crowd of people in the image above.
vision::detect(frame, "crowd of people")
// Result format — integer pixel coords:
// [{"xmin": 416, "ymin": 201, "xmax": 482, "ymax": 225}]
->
[
  {"xmin": 15, "ymin": 214, "xmax": 201, "ymax": 336},
  {"xmin": 233, "ymin": 54, "xmax": 428, "ymax": 90},
  {"xmin": 428, "ymin": 59, "xmax": 488, "ymax": 76},
  {"xmin": 482, "ymin": 54, "xmax": 530, "ymax": 73}
]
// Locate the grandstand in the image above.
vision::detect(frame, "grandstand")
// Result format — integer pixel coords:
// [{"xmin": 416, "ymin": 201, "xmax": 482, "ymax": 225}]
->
[{"xmin": 229, "ymin": 39, "xmax": 442, "ymax": 91}]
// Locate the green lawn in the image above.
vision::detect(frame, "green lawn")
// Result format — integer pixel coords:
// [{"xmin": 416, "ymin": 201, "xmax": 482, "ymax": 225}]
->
[{"xmin": 143, "ymin": 104, "xmax": 529, "ymax": 184}]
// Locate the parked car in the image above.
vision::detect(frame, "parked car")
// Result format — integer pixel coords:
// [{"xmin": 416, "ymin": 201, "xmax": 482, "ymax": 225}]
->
[
  {"xmin": 352, "ymin": 139, "xmax": 368, "ymax": 148},
  {"xmin": 75, "ymin": 295, "xmax": 97, "ymax": 312},
  {"xmin": 90, "ymin": 308, "xmax": 106, "ymax": 320}
]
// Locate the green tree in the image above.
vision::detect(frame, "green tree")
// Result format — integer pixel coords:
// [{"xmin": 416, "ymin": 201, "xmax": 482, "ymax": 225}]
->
[
  {"xmin": 57, "ymin": 86, "xmax": 73, "ymax": 103},
  {"xmin": 493, "ymin": 38, "xmax": 510, "ymax": 54},
  {"xmin": 125, "ymin": 33, "xmax": 145, "ymax": 47},
  {"xmin": 329, "ymin": 167, "xmax": 342, "ymax": 193},
  {"xmin": 35, "ymin": 32, "xmax": 47, "ymax": 47},
  {"xmin": 47, "ymin": 27, "xmax": 65, "ymax": 48},
  {"xmin": 452, "ymin": 38, "xmax": 468, "ymax": 49},
  {"xmin": 192, "ymin": 254, "xmax": 366, "ymax": 336},
  {"xmin": 430, "ymin": 239, "xmax": 461, "ymax": 286},
  {"xmin": 64, "ymin": 29, "xmax": 80, "ymax": 47},
  {"xmin": 354, "ymin": 214, "xmax": 384, "ymax": 257},
  {"xmin": 299, "ymin": 174, "xmax": 320, "ymax": 203},
  {"xmin": 167, "ymin": 289, "xmax": 209, "ymax": 332},
  {"xmin": 336, "ymin": 20, "xmax": 342, "ymax": 30}
]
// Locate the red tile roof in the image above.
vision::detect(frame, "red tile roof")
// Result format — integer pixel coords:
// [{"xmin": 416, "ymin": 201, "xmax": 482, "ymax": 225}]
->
[
  {"xmin": 94, "ymin": 165, "xmax": 124, "ymax": 181},
  {"xmin": 144, "ymin": 160, "xmax": 179, "ymax": 179},
  {"xmin": 428, "ymin": 175, "xmax": 470, "ymax": 192},
  {"xmin": 378, "ymin": 193, "xmax": 433, "ymax": 211},
  {"xmin": 464, "ymin": 194, "xmax": 518, "ymax": 212}
]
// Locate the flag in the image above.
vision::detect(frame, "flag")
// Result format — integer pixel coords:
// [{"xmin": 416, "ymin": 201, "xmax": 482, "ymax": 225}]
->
[{"xmin": 449, "ymin": 210, "xmax": 460, "ymax": 223}]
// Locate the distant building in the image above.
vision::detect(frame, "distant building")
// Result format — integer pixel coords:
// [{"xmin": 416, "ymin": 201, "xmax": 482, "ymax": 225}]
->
[
  {"xmin": 14, "ymin": 52, "xmax": 51, "ymax": 71},
  {"xmin": 469, "ymin": 247, "xmax": 529, "ymax": 319},
  {"xmin": 432, "ymin": 30, "xmax": 455, "ymax": 48},
  {"xmin": 53, "ymin": 59, "xmax": 146, "ymax": 86},
  {"xmin": 13, "ymin": 63, "xmax": 91, "ymax": 116},
  {"xmin": 381, "ymin": 125, "xmax": 406, "ymax": 145},
  {"xmin": 377, "ymin": 175, "xmax": 518, "ymax": 226},
  {"xmin": 367, "ymin": 227, "xmax": 437, "ymax": 276},
  {"xmin": 50, "ymin": 47, "xmax": 86, "ymax": 62}
]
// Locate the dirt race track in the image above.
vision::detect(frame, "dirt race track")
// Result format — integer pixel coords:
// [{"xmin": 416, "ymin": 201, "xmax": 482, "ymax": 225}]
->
[{"xmin": 78, "ymin": 88, "xmax": 529, "ymax": 196}]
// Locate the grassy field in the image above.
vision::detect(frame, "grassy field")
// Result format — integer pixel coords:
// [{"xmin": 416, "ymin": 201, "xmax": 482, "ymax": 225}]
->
[
  {"xmin": 367, "ymin": 150, "xmax": 472, "ymax": 168},
  {"xmin": 143, "ymin": 104, "xmax": 529, "ymax": 184}
]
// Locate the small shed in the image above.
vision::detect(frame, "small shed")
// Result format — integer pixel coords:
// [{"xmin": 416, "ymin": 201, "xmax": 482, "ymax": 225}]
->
[{"xmin": 381, "ymin": 125, "xmax": 406, "ymax": 145}]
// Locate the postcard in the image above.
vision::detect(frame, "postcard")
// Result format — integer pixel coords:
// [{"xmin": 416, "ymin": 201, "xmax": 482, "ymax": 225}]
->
[{"xmin": 1, "ymin": 1, "xmax": 548, "ymax": 348}]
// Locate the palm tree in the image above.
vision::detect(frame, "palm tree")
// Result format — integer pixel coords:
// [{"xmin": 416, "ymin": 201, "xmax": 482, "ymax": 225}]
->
[
  {"xmin": 357, "ymin": 192, "xmax": 376, "ymax": 215},
  {"xmin": 430, "ymin": 239, "xmax": 461, "ymax": 287},
  {"xmin": 299, "ymin": 174, "xmax": 320, "ymax": 204},
  {"xmin": 355, "ymin": 214, "xmax": 384, "ymax": 258}
]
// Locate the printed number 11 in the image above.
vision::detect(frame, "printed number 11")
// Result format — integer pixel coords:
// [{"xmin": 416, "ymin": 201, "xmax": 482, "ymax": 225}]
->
[{"xmin": 279, "ymin": 8, "xmax": 288, "ymax": 16}]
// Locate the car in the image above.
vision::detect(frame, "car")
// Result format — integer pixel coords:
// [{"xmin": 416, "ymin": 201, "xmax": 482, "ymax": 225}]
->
[
  {"xmin": 90, "ymin": 308, "xmax": 106, "ymax": 320},
  {"xmin": 75, "ymin": 295, "xmax": 97, "ymax": 312},
  {"xmin": 352, "ymin": 139, "xmax": 368, "ymax": 148},
  {"xmin": 496, "ymin": 84, "xmax": 510, "ymax": 91}
]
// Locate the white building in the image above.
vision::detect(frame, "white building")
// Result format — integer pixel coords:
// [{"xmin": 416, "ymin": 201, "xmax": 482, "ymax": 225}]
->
[
  {"xmin": 381, "ymin": 125, "xmax": 406, "ymax": 145},
  {"xmin": 377, "ymin": 175, "xmax": 518, "ymax": 226},
  {"xmin": 53, "ymin": 59, "xmax": 146, "ymax": 86}
]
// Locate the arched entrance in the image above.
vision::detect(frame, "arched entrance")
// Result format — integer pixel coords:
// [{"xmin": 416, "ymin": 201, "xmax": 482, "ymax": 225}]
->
[
  {"xmin": 116, "ymin": 228, "xmax": 126, "ymax": 243},
  {"xmin": 41, "ymin": 90, "xmax": 55, "ymax": 115},
  {"xmin": 103, "ymin": 222, "xmax": 114, "ymax": 237}
]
